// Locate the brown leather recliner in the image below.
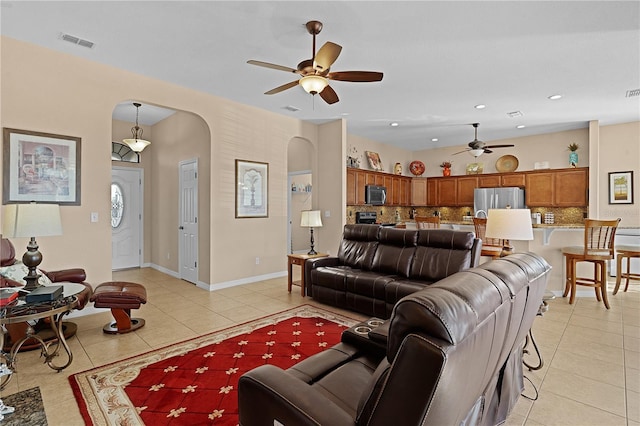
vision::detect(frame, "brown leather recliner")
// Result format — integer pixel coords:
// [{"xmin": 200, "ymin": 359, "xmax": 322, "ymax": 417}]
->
[
  {"xmin": 239, "ymin": 252, "xmax": 551, "ymax": 426},
  {"xmin": 1, "ymin": 238, "xmax": 93, "ymax": 350},
  {"xmin": 1, "ymin": 238, "xmax": 93, "ymax": 308}
]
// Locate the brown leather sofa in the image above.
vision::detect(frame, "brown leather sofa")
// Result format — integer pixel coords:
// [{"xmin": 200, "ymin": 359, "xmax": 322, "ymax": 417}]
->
[
  {"xmin": 305, "ymin": 224, "xmax": 481, "ymax": 318},
  {"xmin": 239, "ymin": 252, "xmax": 551, "ymax": 426}
]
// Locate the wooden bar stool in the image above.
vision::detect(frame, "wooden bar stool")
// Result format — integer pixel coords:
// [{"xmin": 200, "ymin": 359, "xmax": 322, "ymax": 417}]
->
[
  {"xmin": 415, "ymin": 216, "xmax": 440, "ymax": 229},
  {"xmin": 561, "ymin": 218, "xmax": 620, "ymax": 309},
  {"xmin": 613, "ymin": 245, "xmax": 640, "ymax": 294}
]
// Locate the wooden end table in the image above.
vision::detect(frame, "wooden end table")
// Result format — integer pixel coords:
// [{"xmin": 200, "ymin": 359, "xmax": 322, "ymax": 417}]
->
[{"xmin": 287, "ymin": 253, "xmax": 328, "ymax": 296}]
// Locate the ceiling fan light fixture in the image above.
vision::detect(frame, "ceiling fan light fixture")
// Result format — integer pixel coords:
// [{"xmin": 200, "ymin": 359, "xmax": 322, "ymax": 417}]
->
[
  {"xmin": 123, "ymin": 102, "xmax": 151, "ymax": 152},
  {"xmin": 469, "ymin": 149, "xmax": 485, "ymax": 158},
  {"xmin": 300, "ymin": 75, "xmax": 328, "ymax": 95}
]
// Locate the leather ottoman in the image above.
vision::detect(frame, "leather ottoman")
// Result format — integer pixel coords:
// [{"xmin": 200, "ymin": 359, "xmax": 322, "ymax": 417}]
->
[{"xmin": 90, "ymin": 281, "xmax": 147, "ymax": 334}]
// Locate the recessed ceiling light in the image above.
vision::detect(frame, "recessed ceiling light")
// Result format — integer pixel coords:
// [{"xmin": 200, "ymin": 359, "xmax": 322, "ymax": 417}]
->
[
  {"xmin": 390, "ymin": 122, "xmax": 399, "ymax": 127},
  {"xmin": 474, "ymin": 104, "xmax": 486, "ymax": 109},
  {"xmin": 431, "ymin": 138, "xmax": 438, "ymax": 142},
  {"xmin": 516, "ymin": 125, "xmax": 526, "ymax": 129},
  {"xmin": 548, "ymin": 94, "xmax": 562, "ymax": 100}
]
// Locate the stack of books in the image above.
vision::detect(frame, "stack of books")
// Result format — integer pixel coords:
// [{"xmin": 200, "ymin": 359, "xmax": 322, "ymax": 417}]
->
[{"xmin": 0, "ymin": 289, "xmax": 19, "ymax": 307}]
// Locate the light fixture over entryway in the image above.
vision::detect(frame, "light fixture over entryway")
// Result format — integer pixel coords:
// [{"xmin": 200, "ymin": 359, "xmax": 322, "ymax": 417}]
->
[{"xmin": 123, "ymin": 102, "xmax": 151, "ymax": 152}]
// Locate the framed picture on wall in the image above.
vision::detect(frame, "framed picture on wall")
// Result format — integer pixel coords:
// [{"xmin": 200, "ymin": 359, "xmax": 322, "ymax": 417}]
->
[
  {"xmin": 608, "ymin": 171, "xmax": 634, "ymax": 204},
  {"xmin": 3, "ymin": 128, "xmax": 81, "ymax": 205},
  {"xmin": 365, "ymin": 151, "xmax": 383, "ymax": 171},
  {"xmin": 235, "ymin": 159, "xmax": 269, "ymax": 218}
]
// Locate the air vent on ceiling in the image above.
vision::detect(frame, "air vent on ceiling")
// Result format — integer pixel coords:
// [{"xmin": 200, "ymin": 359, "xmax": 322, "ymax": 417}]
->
[
  {"xmin": 626, "ymin": 89, "xmax": 640, "ymax": 98},
  {"xmin": 60, "ymin": 33, "xmax": 95, "ymax": 49},
  {"xmin": 283, "ymin": 105, "xmax": 300, "ymax": 112},
  {"xmin": 507, "ymin": 111, "xmax": 523, "ymax": 118}
]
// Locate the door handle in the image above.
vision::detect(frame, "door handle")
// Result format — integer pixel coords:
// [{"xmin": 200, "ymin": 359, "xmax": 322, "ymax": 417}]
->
[{"xmin": 179, "ymin": 226, "xmax": 184, "ymax": 230}]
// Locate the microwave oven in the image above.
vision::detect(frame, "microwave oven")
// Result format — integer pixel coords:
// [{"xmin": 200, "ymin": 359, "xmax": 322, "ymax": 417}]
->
[{"xmin": 365, "ymin": 185, "xmax": 387, "ymax": 205}]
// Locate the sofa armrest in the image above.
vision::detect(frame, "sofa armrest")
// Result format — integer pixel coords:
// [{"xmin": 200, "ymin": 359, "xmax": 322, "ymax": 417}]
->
[
  {"xmin": 304, "ymin": 256, "xmax": 341, "ymax": 296},
  {"xmin": 239, "ymin": 364, "xmax": 354, "ymax": 426},
  {"xmin": 44, "ymin": 268, "xmax": 87, "ymax": 283}
]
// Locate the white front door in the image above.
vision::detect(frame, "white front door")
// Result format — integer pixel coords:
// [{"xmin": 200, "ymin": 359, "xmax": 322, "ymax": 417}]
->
[
  {"xmin": 111, "ymin": 167, "xmax": 143, "ymax": 270},
  {"xmin": 179, "ymin": 159, "xmax": 199, "ymax": 284}
]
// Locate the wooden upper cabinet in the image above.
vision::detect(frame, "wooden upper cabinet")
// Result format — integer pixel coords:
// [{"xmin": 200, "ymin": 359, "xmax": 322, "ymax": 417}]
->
[
  {"xmin": 346, "ymin": 168, "xmax": 357, "ymax": 205},
  {"xmin": 426, "ymin": 179, "xmax": 438, "ymax": 206},
  {"xmin": 526, "ymin": 168, "xmax": 588, "ymax": 207},
  {"xmin": 526, "ymin": 172, "xmax": 554, "ymax": 206},
  {"xmin": 457, "ymin": 176, "xmax": 478, "ymax": 206},
  {"xmin": 437, "ymin": 178, "xmax": 457, "ymax": 206},
  {"xmin": 501, "ymin": 173, "xmax": 526, "ymax": 187},
  {"xmin": 554, "ymin": 168, "xmax": 588, "ymax": 206},
  {"xmin": 411, "ymin": 178, "xmax": 428, "ymax": 206},
  {"xmin": 478, "ymin": 175, "xmax": 501, "ymax": 188}
]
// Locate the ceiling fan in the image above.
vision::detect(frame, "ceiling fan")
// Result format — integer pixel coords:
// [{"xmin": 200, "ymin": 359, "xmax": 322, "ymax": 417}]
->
[
  {"xmin": 247, "ymin": 20, "xmax": 383, "ymax": 105},
  {"xmin": 453, "ymin": 123, "xmax": 514, "ymax": 157}
]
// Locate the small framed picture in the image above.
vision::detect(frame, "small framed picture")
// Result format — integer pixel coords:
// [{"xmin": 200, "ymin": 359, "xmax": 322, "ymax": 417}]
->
[
  {"xmin": 3, "ymin": 128, "xmax": 81, "ymax": 205},
  {"xmin": 365, "ymin": 151, "xmax": 383, "ymax": 171},
  {"xmin": 235, "ymin": 159, "xmax": 269, "ymax": 218},
  {"xmin": 466, "ymin": 163, "xmax": 483, "ymax": 175},
  {"xmin": 608, "ymin": 171, "xmax": 634, "ymax": 204}
]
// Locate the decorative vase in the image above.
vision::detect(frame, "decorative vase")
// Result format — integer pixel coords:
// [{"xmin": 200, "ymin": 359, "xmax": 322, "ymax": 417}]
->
[
  {"xmin": 569, "ymin": 151, "xmax": 578, "ymax": 167},
  {"xmin": 394, "ymin": 162, "xmax": 402, "ymax": 175},
  {"xmin": 442, "ymin": 167, "xmax": 451, "ymax": 176}
]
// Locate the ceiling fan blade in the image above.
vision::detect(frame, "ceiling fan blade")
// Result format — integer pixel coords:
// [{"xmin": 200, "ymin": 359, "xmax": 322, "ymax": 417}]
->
[
  {"xmin": 264, "ymin": 80, "xmax": 299, "ymax": 95},
  {"xmin": 452, "ymin": 148, "xmax": 471, "ymax": 155},
  {"xmin": 484, "ymin": 144, "xmax": 515, "ymax": 149},
  {"xmin": 313, "ymin": 42, "xmax": 342, "ymax": 72},
  {"xmin": 319, "ymin": 85, "xmax": 339, "ymax": 104},
  {"xmin": 247, "ymin": 60, "xmax": 299, "ymax": 74},
  {"xmin": 483, "ymin": 149, "xmax": 494, "ymax": 154},
  {"xmin": 328, "ymin": 71, "xmax": 384, "ymax": 82}
]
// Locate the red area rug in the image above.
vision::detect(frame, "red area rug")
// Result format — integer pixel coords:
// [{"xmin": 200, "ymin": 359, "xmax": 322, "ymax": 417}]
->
[{"xmin": 70, "ymin": 305, "xmax": 357, "ymax": 425}]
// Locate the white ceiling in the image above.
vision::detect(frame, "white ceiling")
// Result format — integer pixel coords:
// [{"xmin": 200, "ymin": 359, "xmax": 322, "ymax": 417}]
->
[{"xmin": 2, "ymin": 1, "xmax": 639, "ymax": 151}]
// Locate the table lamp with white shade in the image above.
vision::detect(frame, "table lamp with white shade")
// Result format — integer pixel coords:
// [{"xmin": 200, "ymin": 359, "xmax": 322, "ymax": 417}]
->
[
  {"xmin": 485, "ymin": 208, "xmax": 534, "ymax": 257},
  {"xmin": 2, "ymin": 202, "xmax": 63, "ymax": 290},
  {"xmin": 300, "ymin": 210, "xmax": 323, "ymax": 255}
]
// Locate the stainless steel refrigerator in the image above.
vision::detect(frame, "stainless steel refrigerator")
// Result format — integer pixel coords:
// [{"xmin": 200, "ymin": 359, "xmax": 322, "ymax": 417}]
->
[{"xmin": 474, "ymin": 187, "xmax": 526, "ymax": 214}]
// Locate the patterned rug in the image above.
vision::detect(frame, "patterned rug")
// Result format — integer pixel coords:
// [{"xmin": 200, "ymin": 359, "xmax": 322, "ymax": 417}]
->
[{"xmin": 70, "ymin": 305, "xmax": 357, "ymax": 425}]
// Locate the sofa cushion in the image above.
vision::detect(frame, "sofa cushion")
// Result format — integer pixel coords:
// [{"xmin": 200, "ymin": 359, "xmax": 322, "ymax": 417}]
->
[
  {"xmin": 0, "ymin": 262, "xmax": 54, "ymax": 287},
  {"xmin": 370, "ymin": 227, "xmax": 417, "ymax": 277},
  {"xmin": 410, "ymin": 229, "xmax": 475, "ymax": 281},
  {"xmin": 337, "ymin": 225, "xmax": 380, "ymax": 270},
  {"xmin": 346, "ymin": 271, "xmax": 396, "ymax": 299}
]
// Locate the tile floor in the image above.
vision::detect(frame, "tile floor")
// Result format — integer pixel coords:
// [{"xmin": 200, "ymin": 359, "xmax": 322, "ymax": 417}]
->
[{"xmin": 0, "ymin": 267, "xmax": 638, "ymax": 425}]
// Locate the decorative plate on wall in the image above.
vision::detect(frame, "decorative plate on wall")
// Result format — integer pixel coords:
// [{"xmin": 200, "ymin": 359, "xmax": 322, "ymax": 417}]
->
[
  {"xmin": 409, "ymin": 160, "xmax": 425, "ymax": 176},
  {"xmin": 495, "ymin": 155, "xmax": 519, "ymax": 173}
]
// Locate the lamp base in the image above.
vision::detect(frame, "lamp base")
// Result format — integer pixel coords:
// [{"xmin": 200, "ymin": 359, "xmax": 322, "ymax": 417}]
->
[
  {"xmin": 308, "ymin": 228, "xmax": 317, "ymax": 256},
  {"xmin": 500, "ymin": 245, "xmax": 514, "ymax": 257},
  {"xmin": 22, "ymin": 237, "xmax": 43, "ymax": 291}
]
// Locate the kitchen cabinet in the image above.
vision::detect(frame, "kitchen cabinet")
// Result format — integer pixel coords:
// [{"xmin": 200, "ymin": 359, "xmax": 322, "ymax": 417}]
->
[
  {"xmin": 457, "ymin": 176, "xmax": 478, "ymax": 206},
  {"xmin": 436, "ymin": 178, "xmax": 457, "ymax": 206},
  {"xmin": 500, "ymin": 173, "xmax": 526, "ymax": 187},
  {"xmin": 478, "ymin": 175, "xmax": 501, "ymax": 188},
  {"xmin": 411, "ymin": 178, "xmax": 428, "ymax": 206},
  {"xmin": 426, "ymin": 179, "xmax": 438, "ymax": 206},
  {"xmin": 526, "ymin": 168, "xmax": 588, "ymax": 206},
  {"xmin": 346, "ymin": 168, "xmax": 412, "ymax": 206}
]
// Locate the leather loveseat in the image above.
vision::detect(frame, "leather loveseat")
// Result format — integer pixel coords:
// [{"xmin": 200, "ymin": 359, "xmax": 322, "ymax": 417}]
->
[
  {"xmin": 305, "ymin": 224, "xmax": 481, "ymax": 318},
  {"xmin": 239, "ymin": 252, "xmax": 551, "ymax": 426}
]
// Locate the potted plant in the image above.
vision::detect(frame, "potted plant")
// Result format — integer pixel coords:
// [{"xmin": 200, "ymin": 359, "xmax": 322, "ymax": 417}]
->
[
  {"xmin": 440, "ymin": 161, "xmax": 452, "ymax": 176},
  {"xmin": 568, "ymin": 143, "xmax": 579, "ymax": 167}
]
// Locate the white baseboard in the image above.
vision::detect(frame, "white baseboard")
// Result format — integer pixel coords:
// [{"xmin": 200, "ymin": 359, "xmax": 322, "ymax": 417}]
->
[{"xmin": 208, "ymin": 271, "xmax": 288, "ymax": 292}]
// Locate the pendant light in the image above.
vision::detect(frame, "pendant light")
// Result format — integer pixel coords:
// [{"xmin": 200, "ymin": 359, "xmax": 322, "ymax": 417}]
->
[{"xmin": 123, "ymin": 102, "xmax": 151, "ymax": 152}]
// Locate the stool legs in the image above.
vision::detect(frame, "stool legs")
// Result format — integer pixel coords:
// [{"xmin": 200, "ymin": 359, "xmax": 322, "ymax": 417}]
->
[{"xmin": 103, "ymin": 308, "xmax": 146, "ymax": 334}]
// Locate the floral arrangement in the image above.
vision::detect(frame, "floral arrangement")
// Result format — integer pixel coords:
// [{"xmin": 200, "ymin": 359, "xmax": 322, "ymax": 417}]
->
[
  {"xmin": 567, "ymin": 143, "xmax": 579, "ymax": 152},
  {"xmin": 347, "ymin": 146, "xmax": 361, "ymax": 168},
  {"xmin": 440, "ymin": 161, "xmax": 452, "ymax": 168}
]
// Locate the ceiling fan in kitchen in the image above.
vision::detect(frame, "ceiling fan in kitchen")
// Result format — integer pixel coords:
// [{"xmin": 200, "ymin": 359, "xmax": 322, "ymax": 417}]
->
[
  {"xmin": 453, "ymin": 123, "xmax": 514, "ymax": 157},
  {"xmin": 247, "ymin": 20, "xmax": 383, "ymax": 105}
]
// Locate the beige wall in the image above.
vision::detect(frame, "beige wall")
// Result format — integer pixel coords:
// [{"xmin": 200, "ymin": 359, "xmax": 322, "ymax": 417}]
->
[
  {"xmin": 1, "ymin": 36, "xmax": 637, "ymax": 291},
  {"xmin": 0, "ymin": 36, "xmax": 345, "ymax": 288},
  {"xmin": 348, "ymin": 133, "xmax": 413, "ymax": 176}
]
